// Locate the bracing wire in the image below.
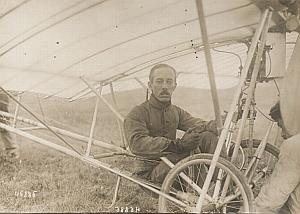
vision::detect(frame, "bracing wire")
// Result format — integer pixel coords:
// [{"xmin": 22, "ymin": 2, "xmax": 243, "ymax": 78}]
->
[
  {"xmin": 254, "ymin": 105, "xmax": 275, "ymax": 122},
  {"xmin": 36, "ymin": 94, "xmax": 46, "ymax": 122},
  {"xmin": 212, "ymin": 47, "xmax": 244, "ymax": 75},
  {"xmin": 265, "ymin": 50, "xmax": 272, "ymax": 78},
  {"xmin": 273, "ymin": 79, "xmax": 280, "ymax": 96},
  {"xmin": 0, "ymin": 87, "xmax": 82, "ymax": 154}
]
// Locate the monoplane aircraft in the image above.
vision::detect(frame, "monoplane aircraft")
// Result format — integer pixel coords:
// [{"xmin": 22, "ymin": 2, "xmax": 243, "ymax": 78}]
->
[{"xmin": 0, "ymin": 0, "xmax": 299, "ymax": 212}]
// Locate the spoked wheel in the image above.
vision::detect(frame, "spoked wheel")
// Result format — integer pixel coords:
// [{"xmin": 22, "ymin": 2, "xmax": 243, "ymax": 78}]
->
[
  {"xmin": 158, "ymin": 154, "xmax": 254, "ymax": 213},
  {"xmin": 229, "ymin": 139, "xmax": 280, "ymax": 197}
]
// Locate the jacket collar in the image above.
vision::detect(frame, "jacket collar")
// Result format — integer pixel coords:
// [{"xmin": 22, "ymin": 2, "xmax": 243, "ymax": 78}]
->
[{"xmin": 149, "ymin": 94, "xmax": 171, "ymax": 110}]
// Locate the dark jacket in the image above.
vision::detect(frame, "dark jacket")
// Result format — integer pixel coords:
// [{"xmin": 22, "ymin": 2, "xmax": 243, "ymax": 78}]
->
[
  {"xmin": 124, "ymin": 94, "xmax": 209, "ymax": 159},
  {"xmin": 0, "ymin": 90, "xmax": 10, "ymax": 131},
  {"xmin": 0, "ymin": 91, "xmax": 9, "ymax": 112}
]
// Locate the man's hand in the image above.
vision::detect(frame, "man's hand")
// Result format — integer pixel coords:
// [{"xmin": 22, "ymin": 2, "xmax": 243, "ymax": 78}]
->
[
  {"xmin": 165, "ymin": 131, "xmax": 202, "ymax": 153},
  {"xmin": 179, "ymin": 131, "xmax": 202, "ymax": 152},
  {"xmin": 205, "ymin": 120, "xmax": 218, "ymax": 135},
  {"xmin": 206, "ymin": 113, "xmax": 227, "ymax": 135},
  {"xmin": 186, "ymin": 113, "xmax": 227, "ymax": 136}
]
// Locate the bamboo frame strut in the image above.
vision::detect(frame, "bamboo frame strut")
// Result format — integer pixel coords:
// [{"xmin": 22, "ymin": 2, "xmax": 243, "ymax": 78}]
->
[
  {"xmin": 68, "ymin": 82, "xmax": 102, "ymax": 102},
  {"xmin": 0, "ymin": 111, "xmax": 126, "ymax": 153},
  {"xmin": 134, "ymin": 77, "xmax": 149, "ymax": 101},
  {"xmin": 109, "ymin": 82, "xmax": 126, "ymax": 148},
  {"xmin": 194, "ymin": 4, "xmax": 272, "ymax": 210},
  {"xmin": 93, "ymin": 152, "xmax": 127, "ymax": 159},
  {"xmin": 20, "ymin": 126, "xmax": 44, "ymax": 131},
  {"xmin": 37, "ymin": 94, "xmax": 46, "ymax": 122},
  {"xmin": 108, "ymin": 175, "xmax": 122, "ymax": 208},
  {"xmin": 0, "ymin": 122, "xmax": 188, "ymax": 209},
  {"xmin": 13, "ymin": 94, "xmax": 21, "ymax": 127},
  {"xmin": 195, "ymin": 0, "xmax": 222, "ymax": 130},
  {"xmin": 221, "ymin": 8, "xmax": 273, "ymax": 201},
  {"xmin": 80, "ymin": 77, "xmax": 125, "ymax": 122},
  {"xmin": 0, "ymin": 87, "xmax": 81, "ymax": 154},
  {"xmin": 249, "ymin": 125, "xmax": 280, "ymax": 187},
  {"xmin": 195, "ymin": 0, "xmax": 224, "ymax": 210},
  {"xmin": 85, "ymin": 86, "xmax": 102, "ymax": 156},
  {"xmin": 231, "ymin": 10, "xmax": 273, "ymax": 164},
  {"xmin": 248, "ymin": 101, "xmax": 255, "ymax": 156},
  {"xmin": 246, "ymin": 122, "xmax": 274, "ymax": 183},
  {"xmin": 134, "ymin": 77, "xmax": 147, "ymax": 91},
  {"xmin": 194, "ymin": 2, "xmax": 228, "ymax": 203}
]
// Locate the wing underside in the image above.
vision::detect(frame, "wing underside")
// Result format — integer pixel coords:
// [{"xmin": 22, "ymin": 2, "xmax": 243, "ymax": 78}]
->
[{"xmin": 0, "ymin": 0, "xmax": 298, "ymax": 99}]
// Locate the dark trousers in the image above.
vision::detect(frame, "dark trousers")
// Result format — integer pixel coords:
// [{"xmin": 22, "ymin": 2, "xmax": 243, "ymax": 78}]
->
[{"xmin": 0, "ymin": 96, "xmax": 18, "ymax": 151}]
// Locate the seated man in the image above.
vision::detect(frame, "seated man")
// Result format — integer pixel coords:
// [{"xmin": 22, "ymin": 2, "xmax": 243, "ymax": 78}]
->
[
  {"xmin": 124, "ymin": 64, "xmax": 226, "ymax": 185},
  {"xmin": 255, "ymin": 102, "xmax": 300, "ymax": 214},
  {"xmin": 0, "ymin": 90, "xmax": 19, "ymax": 159}
]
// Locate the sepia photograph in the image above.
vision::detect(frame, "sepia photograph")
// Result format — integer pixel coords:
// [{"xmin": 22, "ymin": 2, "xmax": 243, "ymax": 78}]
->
[{"xmin": 0, "ymin": 0, "xmax": 299, "ymax": 213}]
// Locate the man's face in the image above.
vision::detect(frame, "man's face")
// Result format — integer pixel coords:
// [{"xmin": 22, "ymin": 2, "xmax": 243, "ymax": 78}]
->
[{"xmin": 148, "ymin": 67, "xmax": 177, "ymax": 103}]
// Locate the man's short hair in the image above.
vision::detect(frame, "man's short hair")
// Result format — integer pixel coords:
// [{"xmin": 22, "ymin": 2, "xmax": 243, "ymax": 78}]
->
[
  {"xmin": 149, "ymin": 64, "xmax": 177, "ymax": 82},
  {"xmin": 269, "ymin": 102, "xmax": 282, "ymax": 121}
]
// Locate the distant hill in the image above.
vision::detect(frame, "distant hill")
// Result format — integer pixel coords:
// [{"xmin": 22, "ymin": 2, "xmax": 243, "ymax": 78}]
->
[{"xmin": 8, "ymin": 82, "xmax": 281, "ymax": 147}]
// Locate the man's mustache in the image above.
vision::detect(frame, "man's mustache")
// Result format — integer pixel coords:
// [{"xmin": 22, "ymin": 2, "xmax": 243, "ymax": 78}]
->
[{"xmin": 160, "ymin": 91, "xmax": 170, "ymax": 96}]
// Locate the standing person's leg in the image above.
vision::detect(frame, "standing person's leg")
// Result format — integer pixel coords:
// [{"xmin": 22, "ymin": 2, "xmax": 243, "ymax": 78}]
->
[
  {"xmin": 0, "ymin": 94, "xmax": 20, "ymax": 159},
  {"xmin": 0, "ymin": 114, "xmax": 19, "ymax": 159},
  {"xmin": 1, "ymin": 129, "xmax": 19, "ymax": 158}
]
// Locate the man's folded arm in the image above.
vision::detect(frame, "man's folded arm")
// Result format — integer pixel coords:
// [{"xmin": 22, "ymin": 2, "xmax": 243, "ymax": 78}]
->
[
  {"xmin": 124, "ymin": 113, "xmax": 178, "ymax": 158},
  {"xmin": 177, "ymin": 107, "xmax": 218, "ymax": 133}
]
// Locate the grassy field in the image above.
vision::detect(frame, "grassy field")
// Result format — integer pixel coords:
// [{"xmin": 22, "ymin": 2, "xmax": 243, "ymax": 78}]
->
[{"xmin": 0, "ymin": 84, "xmax": 280, "ymax": 213}]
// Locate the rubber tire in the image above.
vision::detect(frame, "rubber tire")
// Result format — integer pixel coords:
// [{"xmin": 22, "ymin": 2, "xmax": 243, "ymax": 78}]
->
[
  {"xmin": 232, "ymin": 139, "xmax": 280, "ymax": 197},
  {"xmin": 158, "ymin": 153, "xmax": 254, "ymax": 213},
  {"xmin": 229, "ymin": 139, "xmax": 280, "ymax": 159}
]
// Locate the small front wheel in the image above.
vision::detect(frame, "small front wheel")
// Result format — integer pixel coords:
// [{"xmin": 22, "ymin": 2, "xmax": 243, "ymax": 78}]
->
[{"xmin": 158, "ymin": 154, "xmax": 254, "ymax": 213}]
